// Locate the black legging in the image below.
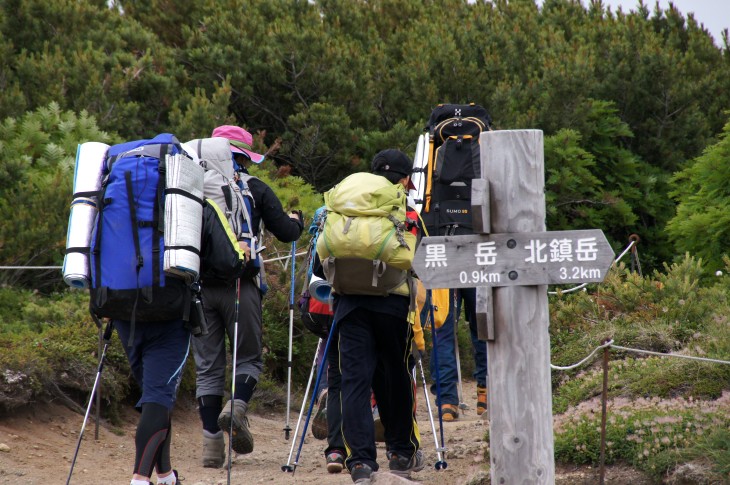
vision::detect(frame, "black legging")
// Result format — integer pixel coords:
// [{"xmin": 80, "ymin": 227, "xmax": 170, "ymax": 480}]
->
[{"xmin": 134, "ymin": 402, "xmax": 172, "ymax": 477}]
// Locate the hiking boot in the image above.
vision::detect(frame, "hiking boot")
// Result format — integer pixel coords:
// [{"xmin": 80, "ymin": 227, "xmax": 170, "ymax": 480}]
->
[
  {"xmin": 477, "ymin": 385, "xmax": 488, "ymax": 416},
  {"xmin": 388, "ymin": 449, "xmax": 425, "ymax": 478},
  {"xmin": 325, "ymin": 450, "xmax": 345, "ymax": 474},
  {"xmin": 311, "ymin": 388, "xmax": 328, "ymax": 440},
  {"xmin": 217, "ymin": 399, "xmax": 254, "ymax": 454},
  {"xmin": 372, "ymin": 405, "xmax": 385, "ymax": 443},
  {"xmin": 440, "ymin": 403, "xmax": 459, "ymax": 422},
  {"xmin": 350, "ymin": 462, "xmax": 373, "ymax": 484},
  {"xmin": 201, "ymin": 431, "xmax": 225, "ymax": 468}
]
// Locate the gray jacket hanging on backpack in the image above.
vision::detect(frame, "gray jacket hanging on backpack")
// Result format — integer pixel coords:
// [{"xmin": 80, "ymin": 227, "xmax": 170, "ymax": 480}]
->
[{"xmin": 183, "ymin": 138, "xmax": 264, "ymax": 287}]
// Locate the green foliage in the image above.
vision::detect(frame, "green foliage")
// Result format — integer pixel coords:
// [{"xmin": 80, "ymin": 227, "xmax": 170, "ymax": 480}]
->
[
  {"xmin": 0, "ymin": 103, "xmax": 114, "ymax": 290},
  {"xmin": 0, "ymin": 309, "xmax": 129, "ymax": 413},
  {"xmin": 671, "ymin": 427, "xmax": 730, "ymax": 478},
  {"xmin": 667, "ymin": 118, "xmax": 730, "ymax": 273},
  {"xmin": 551, "ymin": 255, "xmax": 730, "ymax": 413},
  {"xmin": 2, "ymin": 0, "xmax": 730, "ymax": 269}
]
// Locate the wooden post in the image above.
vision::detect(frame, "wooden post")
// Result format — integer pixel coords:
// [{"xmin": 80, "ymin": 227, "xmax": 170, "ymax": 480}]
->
[
  {"xmin": 482, "ymin": 130, "xmax": 555, "ymax": 483},
  {"xmin": 472, "ymin": 178, "xmax": 495, "ymax": 341},
  {"xmin": 471, "ymin": 178, "xmax": 495, "ymax": 341}
]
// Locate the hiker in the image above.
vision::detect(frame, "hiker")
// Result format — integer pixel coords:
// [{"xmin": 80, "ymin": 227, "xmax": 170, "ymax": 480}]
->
[
  {"xmin": 192, "ymin": 125, "xmax": 304, "ymax": 467},
  {"xmin": 426, "ymin": 289, "xmax": 488, "ymax": 421},
  {"xmin": 315, "ymin": 149, "xmax": 424, "ymax": 483},
  {"xmin": 416, "ymin": 103, "xmax": 493, "ymax": 423}
]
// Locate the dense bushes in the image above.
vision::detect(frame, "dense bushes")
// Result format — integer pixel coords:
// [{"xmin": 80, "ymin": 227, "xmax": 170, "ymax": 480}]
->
[{"xmin": 549, "ymin": 255, "xmax": 730, "ymax": 481}]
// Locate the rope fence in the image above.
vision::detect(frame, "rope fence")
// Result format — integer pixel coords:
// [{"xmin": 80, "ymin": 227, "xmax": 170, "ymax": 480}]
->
[
  {"xmin": 550, "ymin": 331, "xmax": 729, "ymax": 485},
  {"xmin": 551, "ymin": 339, "xmax": 730, "ymax": 370},
  {"xmin": 548, "ymin": 239, "xmax": 637, "ymax": 295}
]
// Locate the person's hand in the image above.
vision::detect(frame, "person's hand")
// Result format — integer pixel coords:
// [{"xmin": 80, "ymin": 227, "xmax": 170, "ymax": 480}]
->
[
  {"xmin": 238, "ymin": 240, "xmax": 251, "ymax": 260},
  {"xmin": 289, "ymin": 209, "xmax": 303, "ymax": 223}
]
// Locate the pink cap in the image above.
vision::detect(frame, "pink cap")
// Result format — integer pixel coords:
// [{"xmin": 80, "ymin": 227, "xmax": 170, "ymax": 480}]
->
[{"xmin": 211, "ymin": 125, "xmax": 265, "ymax": 163}]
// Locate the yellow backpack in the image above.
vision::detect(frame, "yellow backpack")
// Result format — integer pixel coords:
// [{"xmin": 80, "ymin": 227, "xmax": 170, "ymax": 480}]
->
[{"xmin": 317, "ymin": 172, "xmax": 417, "ymax": 295}]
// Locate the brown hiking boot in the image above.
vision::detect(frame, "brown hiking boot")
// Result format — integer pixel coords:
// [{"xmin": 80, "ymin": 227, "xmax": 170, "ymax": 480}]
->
[
  {"xmin": 217, "ymin": 399, "xmax": 254, "ymax": 454},
  {"xmin": 311, "ymin": 388, "xmax": 328, "ymax": 440},
  {"xmin": 477, "ymin": 386, "xmax": 488, "ymax": 416},
  {"xmin": 440, "ymin": 403, "xmax": 459, "ymax": 422},
  {"xmin": 202, "ymin": 431, "xmax": 225, "ymax": 468}
]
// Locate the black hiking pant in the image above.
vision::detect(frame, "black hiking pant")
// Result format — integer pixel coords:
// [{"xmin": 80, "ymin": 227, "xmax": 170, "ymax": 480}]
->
[{"xmin": 337, "ymin": 305, "xmax": 419, "ymax": 471}]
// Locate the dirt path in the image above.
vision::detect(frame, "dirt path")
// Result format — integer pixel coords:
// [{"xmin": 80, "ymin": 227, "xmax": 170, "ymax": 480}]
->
[
  {"xmin": 0, "ymin": 378, "xmax": 653, "ymax": 484},
  {"xmin": 0, "ymin": 380, "xmax": 490, "ymax": 485}
]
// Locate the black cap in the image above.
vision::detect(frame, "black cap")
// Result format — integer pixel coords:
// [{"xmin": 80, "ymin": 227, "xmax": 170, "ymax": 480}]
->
[{"xmin": 371, "ymin": 149, "xmax": 413, "ymax": 177}]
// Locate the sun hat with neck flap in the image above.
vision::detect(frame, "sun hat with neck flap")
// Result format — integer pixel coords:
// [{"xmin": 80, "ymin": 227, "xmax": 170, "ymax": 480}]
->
[{"xmin": 211, "ymin": 125, "xmax": 265, "ymax": 164}]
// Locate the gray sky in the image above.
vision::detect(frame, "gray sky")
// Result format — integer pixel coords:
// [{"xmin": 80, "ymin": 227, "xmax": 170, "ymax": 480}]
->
[
  {"xmin": 599, "ymin": 0, "xmax": 729, "ymax": 45},
  {"xmin": 536, "ymin": 1, "xmax": 729, "ymax": 46}
]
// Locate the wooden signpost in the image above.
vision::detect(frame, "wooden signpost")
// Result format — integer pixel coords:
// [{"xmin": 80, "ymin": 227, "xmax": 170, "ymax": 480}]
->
[
  {"xmin": 413, "ymin": 130, "xmax": 614, "ymax": 484},
  {"xmin": 412, "ymin": 229, "xmax": 614, "ymax": 289}
]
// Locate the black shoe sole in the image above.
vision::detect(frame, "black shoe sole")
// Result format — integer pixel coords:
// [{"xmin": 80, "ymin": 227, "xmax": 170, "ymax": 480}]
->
[{"xmin": 218, "ymin": 414, "xmax": 254, "ymax": 455}]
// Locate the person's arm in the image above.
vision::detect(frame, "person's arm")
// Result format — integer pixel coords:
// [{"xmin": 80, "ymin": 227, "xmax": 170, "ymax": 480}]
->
[{"xmin": 251, "ymin": 179, "xmax": 303, "ymax": 242}]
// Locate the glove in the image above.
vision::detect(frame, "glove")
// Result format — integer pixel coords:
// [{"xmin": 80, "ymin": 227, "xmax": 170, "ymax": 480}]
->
[
  {"xmin": 411, "ymin": 344, "xmax": 425, "ymax": 362},
  {"xmin": 289, "ymin": 209, "xmax": 304, "ymax": 229}
]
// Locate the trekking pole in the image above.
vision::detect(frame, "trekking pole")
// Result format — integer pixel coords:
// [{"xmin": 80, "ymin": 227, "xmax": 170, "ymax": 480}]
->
[
  {"xmin": 227, "ymin": 279, "xmax": 241, "ymax": 485},
  {"xmin": 453, "ymin": 290, "xmax": 467, "ymax": 411},
  {"xmin": 288, "ymin": 317, "xmax": 338, "ymax": 474},
  {"xmin": 417, "ymin": 357, "xmax": 447, "ymax": 468},
  {"xmin": 427, "ymin": 290, "xmax": 448, "ymax": 470},
  {"xmin": 282, "ymin": 338, "xmax": 323, "ymax": 472},
  {"xmin": 284, "ymin": 241, "xmax": 296, "ymax": 440},
  {"xmin": 66, "ymin": 320, "xmax": 114, "ymax": 485}
]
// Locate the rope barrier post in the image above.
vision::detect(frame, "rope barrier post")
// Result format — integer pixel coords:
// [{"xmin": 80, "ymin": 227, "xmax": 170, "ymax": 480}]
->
[
  {"xmin": 599, "ymin": 339, "xmax": 611, "ymax": 485},
  {"xmin": 629, "ymin": 234, "xmax": 642, "ymax": 276}
]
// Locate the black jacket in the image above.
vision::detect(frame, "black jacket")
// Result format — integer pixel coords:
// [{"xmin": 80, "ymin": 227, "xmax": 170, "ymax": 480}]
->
[
  {"xmin": 242, "ymin": 175, "xmax": 303, "ymax": 242},
  {"xmin": 199, "ymin": 201, "xmax": 246, "ymax": 284}
]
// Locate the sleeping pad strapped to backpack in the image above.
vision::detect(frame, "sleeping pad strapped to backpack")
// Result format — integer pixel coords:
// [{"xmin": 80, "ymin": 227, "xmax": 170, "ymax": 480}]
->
[
  {"xmin": 89, "ymin": 134, "xmax": 200, "ymax": 325},
  {"xmin": 421, "ymin": 103, "xmax": 492, "ymax": 236},
  {"xmin": 184, "ymin": 137, "xmax": 262, "ymax": 284}
]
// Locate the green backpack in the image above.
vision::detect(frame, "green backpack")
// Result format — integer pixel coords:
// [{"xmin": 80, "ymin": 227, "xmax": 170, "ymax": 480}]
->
[{"xmin": 317, "ymin": 172, "xmax": 416, "ymax": 296}]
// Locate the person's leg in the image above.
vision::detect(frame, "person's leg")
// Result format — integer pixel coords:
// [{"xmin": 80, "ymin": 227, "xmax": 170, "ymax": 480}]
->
[
  {"xmin": 218, "ymin": 279, "xmax": 262, "ymax": 454},
  {"xmin": 429, "ymin": 290, "xmax": 458, "ymax": 413},
  {"xmin": 324, "ymin": 321, "xmax": 345, "ymax": 472},
  {"xmin": 116, "ymin": 318, "xmax": 189, "ymax": 483},
  {"xmin": 459, "ymin": 288, "xmax": 488, "ymax": 413},
  {"xmin": 459, "ymin": 287, "xmax": 487, "ymax": 385},
  {"xmin": 312, "ymin": 329, "xmax": 330, "ymax": 441},
  {"xmin": 194, "ymin": 286, "xmax": 229, "ymax": 428},
  {"xmin": 154, "ymin": 415, "xmax": 173, "ymax": 481},
  {"xmin": 338, "ymin": 309, "xmax": 378, "ymax": 472},
  {"xmin": 371, "ymin": 313, "xmax": 419, "ymax": 465},
  {"xmin": 133, "ymin": 402, "xmax": 171, "ymax": 480},
  {"xmin": 193, "ymin": 286, "xmax": 230, "ymax": 467},
  {"xmin": 228, "ymin": 279, "xmax": 263, "ymax": 398}
]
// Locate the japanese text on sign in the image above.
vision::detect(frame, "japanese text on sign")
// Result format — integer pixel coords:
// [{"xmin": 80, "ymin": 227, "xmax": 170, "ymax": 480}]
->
[
  {"xmin": 412, "ymin": 230, "xmax": 615, "ymax": 289},
  {"xmin": 424, "ymin": 237, "xmax": 599, "ymax": 268}
]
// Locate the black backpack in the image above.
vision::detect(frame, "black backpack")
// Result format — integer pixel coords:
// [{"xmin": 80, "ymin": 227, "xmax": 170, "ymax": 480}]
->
[{"xmin": 420, "ymin": 103, "xmax": 492, "ymax": 236}]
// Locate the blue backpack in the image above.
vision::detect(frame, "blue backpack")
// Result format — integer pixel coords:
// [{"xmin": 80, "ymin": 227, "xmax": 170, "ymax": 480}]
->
[{"xmin": 89, "ymin": 134, "xmax": 201, "ymax": 333}]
